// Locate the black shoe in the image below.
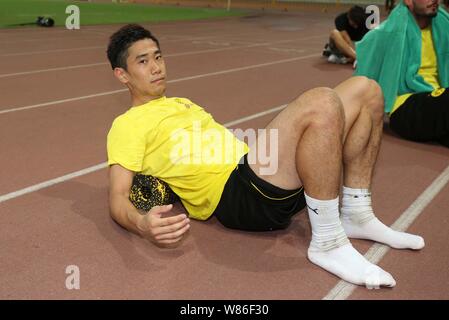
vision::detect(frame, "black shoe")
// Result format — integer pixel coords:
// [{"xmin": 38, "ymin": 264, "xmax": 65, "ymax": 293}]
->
[{"xmin": 322, "ymin": 43, "xmax": 331, "ymax": 57}]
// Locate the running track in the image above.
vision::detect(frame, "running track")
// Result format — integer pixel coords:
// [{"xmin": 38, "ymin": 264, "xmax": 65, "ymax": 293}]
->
[{"xmin": 0, "ymin": 11, "xmax": 448, "ymax": 299}]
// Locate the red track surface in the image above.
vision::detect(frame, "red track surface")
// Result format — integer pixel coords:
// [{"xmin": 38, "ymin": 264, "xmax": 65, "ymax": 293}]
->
[{"xmin": 0, "ymin": 12, "xmax": 448, "ymax": 299}]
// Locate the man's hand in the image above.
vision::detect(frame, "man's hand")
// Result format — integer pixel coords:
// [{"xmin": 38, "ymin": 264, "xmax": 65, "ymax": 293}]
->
[
  {"xmin": 134, "ymin": 204, "xmax": 190, "ymax": 248},
  {"xmin": 109, "ymin": 164, "xmax": 190, "ymax": 248}
]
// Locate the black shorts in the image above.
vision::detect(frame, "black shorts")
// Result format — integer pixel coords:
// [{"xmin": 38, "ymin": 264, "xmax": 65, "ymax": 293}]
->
[
  {"xmin": 389, "ymin": 88, "xmax": 449, "ymax": 147},
  {"xmin": 213, "ymin": 154, "xmax": 306, "ymax": 231}
]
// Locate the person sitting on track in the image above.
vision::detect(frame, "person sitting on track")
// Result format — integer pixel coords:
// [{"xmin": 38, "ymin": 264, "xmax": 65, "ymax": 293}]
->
[
  {"xmin": 106, "ymin": 24, "xmax": 424, "ymax": 288},
  {"xmin": 322, "ymin": 5, "xmax": 370, "ymax": 65},
  {"xmin": 355, "ymin": 0, "xmax": 449, "ymax": 148}
]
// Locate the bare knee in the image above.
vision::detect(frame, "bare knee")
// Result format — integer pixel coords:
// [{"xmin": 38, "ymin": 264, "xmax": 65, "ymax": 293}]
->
[
  {"xmin": 359, "ymin": 77, "xmax": 384, "ymax": 121},
  {"xmin": 369, "ymin": 80, "xmax": 385, "ymax": 120},
  {"xmin": 330, "ymin": 29, "xmax": 340, "ymax": 41},
  {"xmin": 292, "ymin": 87, "xmax": 345, "ymax": 132}
]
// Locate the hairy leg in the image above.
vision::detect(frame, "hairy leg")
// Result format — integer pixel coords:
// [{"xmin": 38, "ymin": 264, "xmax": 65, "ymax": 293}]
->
[
  {"xmin": 247, "ymin": 83, "xmax": 395, "ymax": 287},
  {"xmin": 336, "ymin": 77, "xmax": 425, "ymax": 250},
  {"xmin": 248, "ymin": 87, "xmax": 343, "ymax": 199},
  {"xmin": 335, "ymin": 76, "xmax": 384, "ymax": 189}
]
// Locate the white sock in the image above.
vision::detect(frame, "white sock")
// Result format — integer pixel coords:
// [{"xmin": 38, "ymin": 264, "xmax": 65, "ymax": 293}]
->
[
  {"xmin": 305, "ymin": 192, "xmax": 396, "ymax": 288},
  {"xmin": 340, "ymin": 186, "xmax": 425, "ymax": 250}
]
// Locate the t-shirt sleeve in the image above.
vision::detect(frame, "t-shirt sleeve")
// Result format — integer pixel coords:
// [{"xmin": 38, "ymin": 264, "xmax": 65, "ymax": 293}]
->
[
  {"xmin": 335, "ymin": 12, "xmax": 349, "ymax": 31},
  {"xmin": 107, "ymin": 116, "xmax": 145, "ymax": 172}
]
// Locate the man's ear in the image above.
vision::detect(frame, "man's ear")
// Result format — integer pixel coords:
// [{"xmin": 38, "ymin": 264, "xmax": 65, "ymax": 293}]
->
[
  {"xmin": 113, "ymin": 67, "xmax": 129, "ymax": 84},
  {"xmin": 403, "ymin": 0, "xmax": 413, "ymax": 9}
]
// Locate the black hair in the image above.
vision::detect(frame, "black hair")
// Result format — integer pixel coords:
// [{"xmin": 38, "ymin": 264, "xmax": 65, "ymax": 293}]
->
[
  {"xmin": 107, "ymin": 24, "xmax": 160, "ymax": 70},
  {"xmin": 348, "ymin": 5, "xmax": 367, "ymax": 28}
]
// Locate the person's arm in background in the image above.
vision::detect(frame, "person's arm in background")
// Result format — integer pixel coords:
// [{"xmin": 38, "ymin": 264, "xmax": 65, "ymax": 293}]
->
[
  {"xmin": 330, "ymin": 29, "xmax": 356, "ymax": 61},
  {"xmin": 108, "ymin": 164, "xmax": 190, "ymax": 248},
  {"xmin": 340, "ymin": 30, "xmax": 355, "ymax": 49}
]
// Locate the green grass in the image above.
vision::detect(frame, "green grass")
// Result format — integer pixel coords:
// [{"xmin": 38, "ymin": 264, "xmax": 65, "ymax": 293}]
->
[{"xmin": 0, "ymin": 0, "xmax": 245, "ymax": 28}]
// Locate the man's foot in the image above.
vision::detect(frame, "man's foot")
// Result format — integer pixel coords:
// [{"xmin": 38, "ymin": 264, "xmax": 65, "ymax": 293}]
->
[
  {"xmin": 308, "ymin": 243, "xmax": 396, "ymax": 288},
  {"xmin": 322, "ymin": 43, "xmax": 331, "ymax": 57},
  {"xmin": 340, "ymin": 186, "xmax": 425, "ymax": 250},
  {"xmin": 305, "ymin": 193, "xmax": 395, "ymax": 288},
  {"xmin": 341, "ymin": 217, "xmax": 425, "ymax": 250}
]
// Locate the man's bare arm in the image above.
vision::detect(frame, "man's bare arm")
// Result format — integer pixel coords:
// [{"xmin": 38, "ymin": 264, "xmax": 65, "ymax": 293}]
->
[
  {"xmin": 330, "ymin": 29, "xmax": 356, "ymax": 61},
  {"xmin": 340, "ymin": 30, "xmax": 355, "ymax": 48},
  {"xmin": 108, "ymin": 164, "xmax": 190, "ymax": 247}
]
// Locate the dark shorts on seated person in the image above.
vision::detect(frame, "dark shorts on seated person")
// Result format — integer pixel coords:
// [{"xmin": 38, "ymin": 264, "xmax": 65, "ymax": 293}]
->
[
  {"xmin": 213, "ymin": 154, "xmax": 306, "ymax": 231},
  {"xmin": 389, "ymin": 88, "xmax": 449, "ymax": 147}
]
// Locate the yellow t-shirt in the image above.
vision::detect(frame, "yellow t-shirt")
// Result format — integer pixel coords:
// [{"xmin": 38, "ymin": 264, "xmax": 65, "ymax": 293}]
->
[
  {"xmin": 107, "ymin": 96, "xmax": 249, "ymax": 220},
  {"xmin": 391, "ymin": 26, "xmax": 441, "ymax": 114}
]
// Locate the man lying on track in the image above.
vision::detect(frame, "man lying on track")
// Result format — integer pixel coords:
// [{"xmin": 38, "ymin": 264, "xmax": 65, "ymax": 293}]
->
[{"xmin": 106, "ymin": 24, "xmax": 424, "ymax": 288}]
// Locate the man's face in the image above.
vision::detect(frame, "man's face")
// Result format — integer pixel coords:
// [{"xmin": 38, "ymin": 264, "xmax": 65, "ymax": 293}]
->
[
  {"xmin": 406, "ymin": 0, "xmax": 439, "ymax": 18},
  {"xmin": 117, "ymin": 38, "xmax": 167, "ymax": 99}
]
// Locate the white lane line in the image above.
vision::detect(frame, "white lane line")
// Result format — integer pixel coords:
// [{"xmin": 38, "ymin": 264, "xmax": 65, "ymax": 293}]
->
[
  {"xmin": 0, "ymin": 163, "xmax": 108, "ymax": 204},
  {"xmin": 0, "ymin": 20, "xmax": 233, "ymax": 37},
  {"xmin": 0, "ymin": 62, "xmax": 107, "ymax": 78},
  {"xmin": 0, "ymin": 53, "xmax": 319, "ymax": 115},
  {"xmin": 0, "ymin": 36, "xmax": 222, "ymax": 57},
  {"xmin": 0, "ymin": 30, "xmax": 271, "ymax": 56},
  {"xmin": 0, "ymin": 104, "xmax": 287, "ymax": 204},
  {"xmin": 1, "ymin": 34, "xmax": 109, "ymax": 44},
  {"xmin": 323, "ymin": 164, "xmax": 449, "ymax": 300},
  {"xmin": 0, "ymin": 35, "xmax": 325, "ymax": 78},
  {"xmin": 0, "ymin": 38, "xmax": 244, "ymax": 57},
  {"xmin": 0, "ymin": 89, "xmax": 127, "ymax": 115},
  {"xmin": 0, "ymin": 18, "xmax": 241, "ymax": 34},
  {"xmin": 225, "ymin": 104, "xmax": 286, "ymax": 127},
  {"xmin": 0, "ymin": 46, "xmax": 105, "ymax": 57},
  {"xmin": 167, "ymin": 54, "xmax": 318, "ymax": 83},
  {"xmin": 167, "ymin": 35, "xmax": 324, "ymax": 57}
]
